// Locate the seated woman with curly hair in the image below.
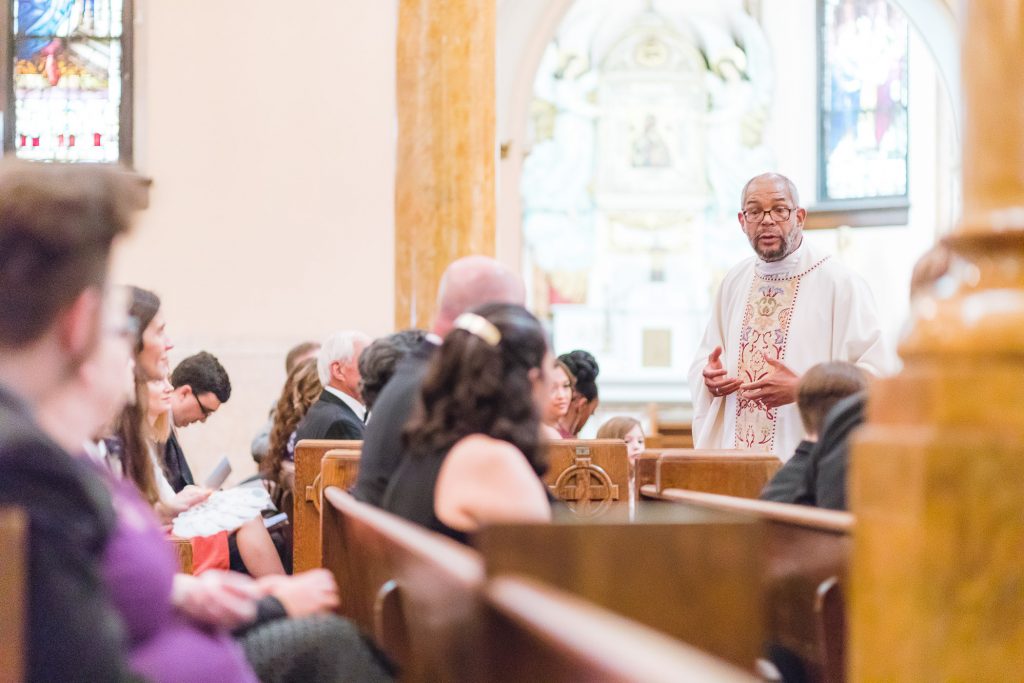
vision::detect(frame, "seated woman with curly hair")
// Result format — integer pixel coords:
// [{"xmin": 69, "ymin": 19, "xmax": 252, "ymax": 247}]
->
[
  {"xmin": 382, "ymin": 303, "xmax": 553, "ymax": 543},
  {"xmin": 261, "ymin": 357, "xmax": 323, "ymax": 505}
]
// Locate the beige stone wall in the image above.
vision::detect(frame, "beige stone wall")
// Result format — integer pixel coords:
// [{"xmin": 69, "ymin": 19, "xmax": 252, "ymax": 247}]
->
[{"xmin": 111, "ymin": 1, "xmax": 398, "ymax": 483}]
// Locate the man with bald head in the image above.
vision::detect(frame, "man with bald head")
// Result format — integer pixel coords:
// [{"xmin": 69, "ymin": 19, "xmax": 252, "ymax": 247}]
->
[
  {"xmin": 688, "ymin": 173, "xmax": 892, "ymax": 460},
  {"xmin": 353, "ymin": 255, "xmax": 525, "ymax": 506}
]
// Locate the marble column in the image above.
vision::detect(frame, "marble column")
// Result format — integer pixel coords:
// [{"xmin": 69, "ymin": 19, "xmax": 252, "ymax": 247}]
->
[
  {"xmin": 849, "ymin": 2, "xmax": 1024, "ymax": 679},
  {"xmin": 394, "ymin": 0, "xmax": 496, "ymax": 330}
]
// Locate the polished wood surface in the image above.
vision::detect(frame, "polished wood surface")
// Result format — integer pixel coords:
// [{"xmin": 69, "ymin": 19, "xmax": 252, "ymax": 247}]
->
[
  {"xmin": 647, "ymin": 488, "xmax": 852, "ymax": 682},
  {"xmin": 474, "ymin": 506, "xmax": 765, "ymax": 669},
  {"xmin": 395, "ymin": 0, "xmax": 496, "ymax": 329},
  {"xmin": 292, "ymin": 439, "xmax": 361, "ymax": 572},
  {"xmin": 320, "ymin": 449, "xmax": 361, "ymax": 492},
  {"xmin": 634, "ymin": 450, "xmax": 662, "ymax": 499},
  {"xmin": 322, "ymin": 486, "xmax": 486, "ymax": 681},
  {"xmin": 543, "ymin": 440, "xmax": 629, "ymax": 515},
  {"xmin": 0, "ymin": 508, "xmax": 25, "ymax": 683},
  {"xmin": 848, "ymin": 2, "xmax": 1024, "ymax": 679},
  {"xmin": 643, "ymin": 487, "xmax": 854, "ymax": 533},
  {"xmin": 652, "ymin": 450, "xmax": 780, "ymax": 498},
  {"xmin": 484, "ymin": 576, "xmax": 758, "ymax": 683},
  {"xmin": 171, "ymin": 536, "xmax": 194, "ymax": 575}
]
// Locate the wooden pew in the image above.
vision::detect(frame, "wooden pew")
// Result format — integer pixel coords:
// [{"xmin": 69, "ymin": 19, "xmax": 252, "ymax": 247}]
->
[
  {"xmin": 483, "ymin": 575, "xmax": 758, "ymax": 683},
  {"xmin": 322, "ymin": 486, "xmax": 762, "ymax": 682},
  {"xmin": 648, "ymin": 449, "xmax": 781, "ymax": 499},
  {"xmin": 543, "ymin": 439, "xmax": 629, "ymax": 514},
  {"xmin": 642, "ymin": 487, "xmax": 853, "ymax": 683},
  {"xmin": 633, "ymin": 448, "xmax": 679, "ymax": 501},
  {"xmin": 171, "ymin": 537, "xmax": 194, "ymax": 574},
  {"xmin": 322, "ymin": 486, "xmax": 486, "ymax": 681},
  {"xmin": 646, "ymin": 405, "xmax": 694, "ymax": 449},
  {"xmin": 0, "ymin": 509, "xmax": 25, "ymax": 683},
  {"xmin": 474, "ymin": 505, "xmax": 766, "ymax": 670},
  {"xmin": 321, "ymin": 448, "xmax": 360, "ymax": 492},
  {"xmin": 292, "ymin": 439, "xmax": 361, "ymax": 572}
]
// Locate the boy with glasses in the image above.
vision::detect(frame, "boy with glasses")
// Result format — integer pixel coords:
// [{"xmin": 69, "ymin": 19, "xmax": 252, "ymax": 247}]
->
[{"xmin": 165, "ymin": 351, "xmax": 232, "ymax": 492}]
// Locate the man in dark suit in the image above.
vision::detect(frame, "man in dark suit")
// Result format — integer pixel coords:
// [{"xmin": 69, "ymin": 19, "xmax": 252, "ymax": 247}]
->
[
  {"xmin": 353, "ymin": 256, "xmax": 526, "ymax": 506},
  {"xmin": 165, "ymin": 351, "xmax": 233, "ymax": 492},
  {"xmin": 294, "ymin": 331, "xmax": 371, "ymax": 442},
  {"xmin": 0, "ymin": 161, "xmax": 141, "ymax": 681}
]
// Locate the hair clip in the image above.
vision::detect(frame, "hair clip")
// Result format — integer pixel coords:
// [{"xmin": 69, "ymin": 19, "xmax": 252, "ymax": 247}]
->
[{"xmin": 453, "ymin": 312, "xmax": 501, "ymax": 346}]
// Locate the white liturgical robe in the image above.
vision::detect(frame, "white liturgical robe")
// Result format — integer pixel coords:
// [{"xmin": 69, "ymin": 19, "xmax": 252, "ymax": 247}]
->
[{"xmin": 688, "ymin": 241, "xmax": 893, "ymax": 461}]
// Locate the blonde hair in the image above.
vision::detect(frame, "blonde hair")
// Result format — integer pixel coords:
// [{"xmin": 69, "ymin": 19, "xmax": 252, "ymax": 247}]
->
[{"xmin": 596, "ymin": 416, "xmax": 642, "ymax": 440}]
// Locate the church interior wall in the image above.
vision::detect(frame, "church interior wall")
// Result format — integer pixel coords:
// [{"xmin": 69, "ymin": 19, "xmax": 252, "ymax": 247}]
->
[{"xmin": 110, "ymin": 0, "xmax": 399, "ymax": 483}]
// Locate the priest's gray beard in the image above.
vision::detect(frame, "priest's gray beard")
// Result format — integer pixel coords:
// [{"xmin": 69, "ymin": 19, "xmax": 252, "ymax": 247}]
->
[{"xmin": 753, "ymin": 230, "xmax": 803, "ymax": 263}]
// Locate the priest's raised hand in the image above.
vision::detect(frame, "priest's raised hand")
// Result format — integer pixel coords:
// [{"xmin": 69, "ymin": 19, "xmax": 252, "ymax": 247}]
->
[
  {"xmin": 739, "ymin": 357, "xmax": 799, "ymax": 408},
  {"xmin": 702, "ymin": 346, "xmax": 743, "ymax": 398}
]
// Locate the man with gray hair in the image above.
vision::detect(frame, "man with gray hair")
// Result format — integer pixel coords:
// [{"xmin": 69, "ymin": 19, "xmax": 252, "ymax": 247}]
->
[
  {"xmin": 294, "ymin": 330, "xmax": 372, "ymax": 441},
  {"xmin": 688, "ymin": 172, "xmax": 892, "ymax": 461},
  {"xmin": 353, "ymin": 255, "xmax": 526, "ymax": 506}
]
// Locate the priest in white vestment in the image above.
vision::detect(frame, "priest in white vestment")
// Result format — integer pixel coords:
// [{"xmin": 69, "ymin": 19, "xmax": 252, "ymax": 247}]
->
[{"xmin": 688, "ymin": 173, "xmax": 892, "ymax": 461}]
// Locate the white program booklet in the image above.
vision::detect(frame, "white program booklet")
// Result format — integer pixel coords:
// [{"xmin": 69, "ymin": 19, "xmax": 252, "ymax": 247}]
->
[{"xmin": 171, "ymin": 480, "xmax": 273, "ymax": 539}]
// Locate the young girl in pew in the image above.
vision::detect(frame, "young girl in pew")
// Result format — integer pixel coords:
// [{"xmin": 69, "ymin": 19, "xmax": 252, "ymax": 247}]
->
[
  {"xmin": 596, "ymin": 416, "xmax": 647, "ymax": 510},
  {"xmin": 596, "ymin": 416, "xmax": 646, "ymax": 459},
  {"xmin": 383, "ymin": 304, "xmax": 553, "ymax": 543},
  {"xmin": 37, "ymin": 288, "xmax": 392, "ymax": 682}
]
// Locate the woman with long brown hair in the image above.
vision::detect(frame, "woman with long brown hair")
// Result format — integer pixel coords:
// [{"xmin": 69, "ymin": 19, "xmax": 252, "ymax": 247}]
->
[
  {"xmin": 115, "ymin": 287, "xmax": 284, "ymax": 576},
  {"xmin": 262, "ymin": 357, "xmax": 322, "ymax": 506}
]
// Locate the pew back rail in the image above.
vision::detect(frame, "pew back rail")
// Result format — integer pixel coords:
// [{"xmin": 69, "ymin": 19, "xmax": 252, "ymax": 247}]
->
[{"xmin": 484, "ymin": 575, "xmax": 758, "ymax": 683}]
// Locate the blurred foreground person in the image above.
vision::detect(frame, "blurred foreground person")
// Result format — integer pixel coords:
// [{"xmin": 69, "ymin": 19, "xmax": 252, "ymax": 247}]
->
[{"xmin": 0, "ymin": 161, "xmax": 144, "ymax": 681}]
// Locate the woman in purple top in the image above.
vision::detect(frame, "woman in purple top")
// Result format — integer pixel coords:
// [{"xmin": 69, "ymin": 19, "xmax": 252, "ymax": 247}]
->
[
  {"xmin": 38, "ymin": 293, "xmax": 391, "ymax": 683},
  {"xmin": 35, "ymin": 291, "xmax": 260, "ymax": 682},
  {"xmin": 92, "ymin": 458, "xmax": 258, "ymax": 683}
]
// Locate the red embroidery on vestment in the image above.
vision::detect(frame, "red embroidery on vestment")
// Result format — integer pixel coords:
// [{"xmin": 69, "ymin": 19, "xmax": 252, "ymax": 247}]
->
[{"xmin": 733, "ymin": 256, "xmax": 830, "ymax": 450}]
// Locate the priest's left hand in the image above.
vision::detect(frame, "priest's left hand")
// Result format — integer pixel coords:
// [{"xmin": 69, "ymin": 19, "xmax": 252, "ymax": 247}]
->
[{"xmin": 739, "ymin": 357, "xmax": 799, "ymax": 408}]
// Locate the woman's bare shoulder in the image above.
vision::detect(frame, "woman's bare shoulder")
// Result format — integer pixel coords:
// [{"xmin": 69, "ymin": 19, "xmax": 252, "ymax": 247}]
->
[{"xmin": 449, "ymin": 434, "xmax": 523, "ymax": 464}]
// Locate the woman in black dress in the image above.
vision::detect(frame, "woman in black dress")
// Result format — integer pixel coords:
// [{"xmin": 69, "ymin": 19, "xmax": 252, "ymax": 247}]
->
[{"xmin": 383, "ymin": 303, "xmax": 553, "ymax": 543}]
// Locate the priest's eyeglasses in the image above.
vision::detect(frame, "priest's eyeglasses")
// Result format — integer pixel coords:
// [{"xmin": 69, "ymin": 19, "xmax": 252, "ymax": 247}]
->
[{"xmin": 742, "ymin": 207, "xmax": 796, "ymax": 223}]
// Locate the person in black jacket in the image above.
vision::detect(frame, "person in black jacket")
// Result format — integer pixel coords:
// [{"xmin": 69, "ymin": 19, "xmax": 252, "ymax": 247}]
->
[
  {"xmin": 760, "ymin": 361, "xmax": 866, "ymax": 507},
  {"xmin": 0, "ymin": 161, "xmax": 143, "ymax": 681},
  {"xmin": 165, "ymin": 351, "xmax": 233, "ymax": 492},
  {"xmin": 353, "ymin": 256, "xmax": 525, "ymax": 507},
  {"xmin": 294, "ymin": 331, "xmax": 372, "ymax": 442}
]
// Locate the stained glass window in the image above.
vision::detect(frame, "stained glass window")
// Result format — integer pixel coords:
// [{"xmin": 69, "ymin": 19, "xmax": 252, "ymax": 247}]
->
[
  {"xmin": 4, "ymin": 0, "xmax": 131, "ymax": 163},
  {"xmin": 819, "ymin": 0, "xmax": 908, "ymax": 201}
]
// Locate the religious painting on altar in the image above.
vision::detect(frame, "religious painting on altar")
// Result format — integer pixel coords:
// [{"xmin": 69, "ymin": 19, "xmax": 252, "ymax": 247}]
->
[
  {"xmin": 521, "ymin": 0, "xmax": 774, "ymax": 400},
  {"xmin": 818, "ymin": 0, "xmax": 909, "ymax": 201},
  {"xmin": 3, "ymin": 0, "xmax": 130, "ymax": 162}
]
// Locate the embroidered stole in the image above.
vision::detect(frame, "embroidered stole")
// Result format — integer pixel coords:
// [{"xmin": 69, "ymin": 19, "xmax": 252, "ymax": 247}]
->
[{"xmin": 734, "ymin": 257, "xmax": 829, "ymax": 450}]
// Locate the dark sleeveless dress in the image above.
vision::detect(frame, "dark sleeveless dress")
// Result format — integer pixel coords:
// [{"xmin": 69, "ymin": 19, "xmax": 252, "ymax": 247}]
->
[{"xmin": 381, "ymin": 444, "xmax": 470, "ymax": 545}]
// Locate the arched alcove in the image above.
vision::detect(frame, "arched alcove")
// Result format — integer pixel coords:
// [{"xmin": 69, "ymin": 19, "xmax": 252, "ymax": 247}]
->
[{"xmin": 497, "ymin": 0, "xmax": 961, "ymax": 412}]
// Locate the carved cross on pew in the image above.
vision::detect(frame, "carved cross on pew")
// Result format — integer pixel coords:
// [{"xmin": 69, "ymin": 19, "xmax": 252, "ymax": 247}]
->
[{"xmin": 550, "ymin": 446, "xmax": 621, "ymax": 516}]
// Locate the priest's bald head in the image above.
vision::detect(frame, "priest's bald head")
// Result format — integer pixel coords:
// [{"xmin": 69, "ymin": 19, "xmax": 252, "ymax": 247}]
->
[
  {"xmin": 738, "ymin": 173, "xmax": 807, "ymax": 263},
  {"xmin": 433, "ymin": 255, "xmax": 526, "ymax": 336}
]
